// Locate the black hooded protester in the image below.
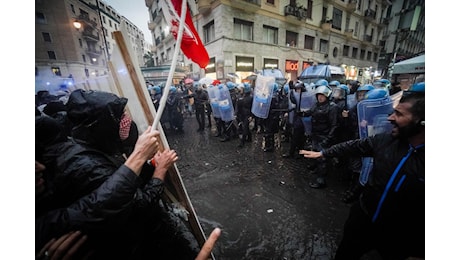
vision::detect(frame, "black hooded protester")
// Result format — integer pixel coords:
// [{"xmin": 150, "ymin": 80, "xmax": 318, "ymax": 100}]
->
[{"xmin": 38, "ymin": 89, "xmax": 200, "ymax": 259}]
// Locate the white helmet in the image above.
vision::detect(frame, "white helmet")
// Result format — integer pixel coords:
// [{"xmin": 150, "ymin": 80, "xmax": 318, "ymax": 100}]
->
[{"xmin": 315, "ymin": 85, "xmax": 332, "ymax": 98}]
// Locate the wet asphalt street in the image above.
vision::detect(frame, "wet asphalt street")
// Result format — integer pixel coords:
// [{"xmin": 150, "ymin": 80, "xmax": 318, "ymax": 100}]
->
[{"xmin": 164, "ymin": 115, "xmax": 352, "ymax": 260}]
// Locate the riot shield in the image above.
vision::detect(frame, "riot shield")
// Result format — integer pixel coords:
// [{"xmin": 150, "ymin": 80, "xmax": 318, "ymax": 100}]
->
[
  {"xmin": 207, "ymin": 84, "xmax": 221, "ymax": 119},
  {"xmin": 251, "ymin": 75, "xmax": 275, "ymax": 119},
  {"xmin": 357, "ymin": 96, "xmax": 394, "ymax": 138},
  {"xmin": 357, "ymin": 96, "xmax": 394, "ymax": 185},
  {"xmin": 217, "ymin": 84, "xmax": 235, "ymax": 122},
  {"xmin": 346, "ymin": 93, "xmax": 357, "ymax": 110},
  {"xmin": 288, "ymin": 89, "xmax": 316, "ymax": 134}
]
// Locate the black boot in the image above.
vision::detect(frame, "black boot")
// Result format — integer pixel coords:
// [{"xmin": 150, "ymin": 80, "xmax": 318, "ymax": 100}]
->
[{"xmin": 263, "ymin": 136, "xmax": 274, "ymax": 152}]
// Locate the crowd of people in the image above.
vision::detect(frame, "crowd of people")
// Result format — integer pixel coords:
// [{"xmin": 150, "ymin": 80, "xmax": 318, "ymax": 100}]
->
[{"xmin": 36, "ymin": 75, "xmax": 424, "ymax": 259}]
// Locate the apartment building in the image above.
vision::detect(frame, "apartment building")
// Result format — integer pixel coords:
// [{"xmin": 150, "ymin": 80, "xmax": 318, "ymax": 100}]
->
[
  {"xmin": 35, "ymin": 0, "xmax": 148, "ymax": 92},
  {"xmin": 145, "ymin": 0, "xmax": 424, "ymax": 84}
]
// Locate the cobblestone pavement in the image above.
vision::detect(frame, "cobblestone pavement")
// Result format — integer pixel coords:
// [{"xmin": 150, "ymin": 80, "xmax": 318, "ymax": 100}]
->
[{"xmin": 164, "ymin": 115, "xmax": 353, "ymax": 260}]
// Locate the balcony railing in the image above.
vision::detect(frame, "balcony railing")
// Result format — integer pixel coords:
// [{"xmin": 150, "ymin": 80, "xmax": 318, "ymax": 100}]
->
[
  {"xmin": 230, "ymin": 0, "xmax": 261, "ymax": 12},
  {"xmin": 346, "ymin": 0, "xmax": 357, "ymax": 12},
  {"xmin": 363, "ymin": 34, "xmax": 373, "ymax": 42},
  {"xmin": 77, "ymin": 14, "xmax": 97, "ymax": 28},
  {"xmin": 364, "ymin": 9, "xmax": 376, "ymax": 20},
  {"xmin": 85, "ymin": 48, "xmax": 102, "ymax": 56},
  {"xmin": 345, "ymin": 29, "xmax": 354, "ymax": 38},
  {"xmin": 82, "ymin": 30, "xmax": 100, "ymax": 42},
  {"xmin": 284, "ymin": 5, "xmax": 308, "ymax": 20}
]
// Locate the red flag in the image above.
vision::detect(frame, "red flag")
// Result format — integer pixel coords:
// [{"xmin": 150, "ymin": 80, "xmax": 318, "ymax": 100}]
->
[{"xmin": 161, "ymin": 0, "xmax": 209, "ymax": 69}]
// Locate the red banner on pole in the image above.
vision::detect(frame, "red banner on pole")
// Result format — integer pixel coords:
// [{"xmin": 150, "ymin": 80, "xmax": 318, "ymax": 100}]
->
[{"xmin": 161, "ymin": 0, "xmax": 210, "ymax": 69}]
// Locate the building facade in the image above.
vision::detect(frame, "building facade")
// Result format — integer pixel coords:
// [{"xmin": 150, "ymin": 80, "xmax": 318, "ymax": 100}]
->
[
  {"xmin": 35, "ymin": 0, "xmax": 148, "ymax": 93},
  {"xmin": 145, "ymin": 0, "xmax": 424, "ymax": 85}
]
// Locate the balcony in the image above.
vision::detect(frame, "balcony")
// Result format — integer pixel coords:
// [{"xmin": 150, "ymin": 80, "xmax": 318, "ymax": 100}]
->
[
  {"xmin": 197, "ymin": 0, "xmax": 211, "ymax": 16},
  {"xmin": 344, "ymin": 29, "xmax": 354, "ymax": 39},
  {"xmin": 77, "ymin": 14, "xmax": 97, "ymax": 29},
  {"xmin": 321, "ymin": 19, "xmax": 332, "ymax": 31},
  {"xmin": 364, "ymin": 9, "xmax": 376, "ymax": 21},
  {"xmin": 85, "ymin": 47, "xmax": 102, "ymax": 56},
  {"xmin": 363, "ymin": 34, "xmax": 373, "ymax": 43},
  {"xmin": 284, "ymin": 5, "xmax": 308, "ymax": 20},
  {"xmin": 382, "ymin": 17, "xmax": 390, "ymax": 25},
  {"xmin": 82, "ymin": 30, "xmax": 100, "ymax": 42},
  {"xmin": 346, "ymin": 0, "xmax": 357, "ymax": 12},
  {"xmin": 230, "ymin": 0, "xmax": 261, "ymax": 13}
]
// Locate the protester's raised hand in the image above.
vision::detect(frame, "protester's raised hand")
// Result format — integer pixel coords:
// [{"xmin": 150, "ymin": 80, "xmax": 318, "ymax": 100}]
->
[
  {"xmin": 152, "ymin": 149, "xmax": 178, "ymax": 180},
  {"xmin": 195, "ymin": 228, "xmax": 221, "ymax": 260}
]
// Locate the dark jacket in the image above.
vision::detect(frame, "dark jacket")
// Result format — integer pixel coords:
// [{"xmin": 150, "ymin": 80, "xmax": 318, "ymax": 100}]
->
[
  {"xmin": 235, "ymin": 93, "xmax": 253, "ymax": 120},
  {"xmin": 304, "ymin": 100, "xmax": 339, "ymax": 146},
  {"xmin": 35, "ymin": 165, "xmax": 163, "ymax": 253},
  {"xmin": 322, "ymin": 133, "xmax": 424, "ymax": 249}
]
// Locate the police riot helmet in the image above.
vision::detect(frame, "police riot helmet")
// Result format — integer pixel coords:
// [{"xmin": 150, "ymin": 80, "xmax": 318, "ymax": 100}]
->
[
  {"xmin": 226, "ymin": 82, "xmax": 237, "ymax": 90},
  {"xmin": 409, "ymin": 82, "xmax": 425, "ymax": 92},
  {"xmin": 243, "ymin": 83, "xmax": 251, "ymax": 93},
  {"xmin": 356, "ymin": 84, "xmax": 375, "ymax": 92},
  {"xmin": 315, "ymin": 79, "xmax": 329, "ymax": 88},
  {"xmin": 364, "ymin": 88, "xmax": 389, "ymax": 100},
  {"xmin": 379, "ymin": 79, "xmax": 391, "ymax": 89},
  {"xmin": 315, "ymin": 85, "xmax": 332, "ymax": 98},
  {"xmin": 169, "ymin": 86, "xmax": 177, "ymax": 93},
  {"xmin": 329, "ymin": 80, "xmax": 340, "ymax": 88},
  {"xmin": 339, "ymin": 84, "xmax": 350, "ymax": 95},
  {"xmin": 153, "ymin": 85, "xmax": 161, "ymax": 94}
]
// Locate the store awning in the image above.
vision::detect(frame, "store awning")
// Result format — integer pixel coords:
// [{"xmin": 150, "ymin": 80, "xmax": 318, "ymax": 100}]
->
[{"xmin": 393, "ymin": 54, "xmax": 425, "ymax": 74}]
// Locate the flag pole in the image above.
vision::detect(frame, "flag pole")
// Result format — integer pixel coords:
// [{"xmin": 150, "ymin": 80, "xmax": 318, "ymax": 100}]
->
[{"xmin": 151, "ymin": 0, "xmax": 187, "ymax": 131}]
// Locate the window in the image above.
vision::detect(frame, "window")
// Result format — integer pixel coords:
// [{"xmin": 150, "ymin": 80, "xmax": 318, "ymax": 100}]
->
[
  {"xmin": 263, "ymin": 25, "xmax": 278, "ymax": 44},
  {"xmin": 204, "ymin": 20, "xmax": 215, "ymax": 44},
  {"xmin": 307, "ymin": 0, "xmax": 313, "ymax": 19},
  {"xmin": 233, "ymin": 18, "xmax": 253, "ymax": 41},
  {"xmin": 332, "ymin": 7, "xmax": 342, "ymax": 30},
  {"xmin": 352, "ymin": 47, "xmax": 358, "ymax": 58},
  {"xmin": 109, "ymin": 20, "xmax": 112, "ymax": 28},
  {"xmin": 85, "ymin": 68, "xmax": 89, "ymax": 77},
  {"xmin": 82, "ymin": 55, "xmax": 86, "ymax": 63},
  {"xmin": 319, "ymin": 39, "xmax": 328, "ymax": 53},
  {"xmin": 42, "ymin": 32, "xmax": 51, "ymax": 42},
  {"xmin": 374, "ymin": 52, "xmax": 378, "ymax": 62},
  {"xmin": 367, "ymin": 51, "xmax": 372, "ymax": 61},
  {"xmin": 360, "ymin": 49, "xmax": 365, "ymax": 59},
  {"xmin": 286, "ymin": 30, "xmax": 298, "ymax": 47},
  {"xmin": 103, "ymin": 16, "xmax": 106, "ymax": 24},
  {"xmin": 304, "ymin": 35, "xmax": 314, "ymax": 50},
  {"xmin": 354, "ymin": 21, "xmax": 359, "ymax": 36},
  {"xmin": 71, "ymin": 4, "xmax": 75, "ymax": 14},
  {"xmin": 115, "ymin": 24, "xmax": 118, "ymax": 30},
  {"xmin": 79, "ymin": 39, "xmax": 83, "ymax": 47},
  {"xmin": 51, "ymin": 67, "xmax": 61, "ymax": 76},
  {"xmin": 36, "ymin": 12, "xmax": 46, "ymax": 24},
  {"xmin": 343, "ymin": 45, "xmax": 350, "ymax": 57},
  {"xmin": 266, "ymin": 0, "xmax": 275, "ymax": 4},
  {"xmin": 47, "ymin": 51, "xmax": 56, "ymax": 60}
]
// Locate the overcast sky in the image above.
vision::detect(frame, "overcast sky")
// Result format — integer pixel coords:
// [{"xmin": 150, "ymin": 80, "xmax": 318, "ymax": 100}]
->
[{"xmin": 104, "ymin": 0, "xmax": 152, "ymax": 44}]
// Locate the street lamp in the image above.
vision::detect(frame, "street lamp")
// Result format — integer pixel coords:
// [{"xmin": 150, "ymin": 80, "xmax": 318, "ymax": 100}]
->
[{"xmin": 73, "ymin": 21, "xmax": 82, "ymax": 30}]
